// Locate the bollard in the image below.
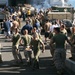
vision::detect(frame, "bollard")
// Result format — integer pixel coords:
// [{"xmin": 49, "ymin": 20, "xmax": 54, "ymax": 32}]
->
[{"xmin": 0, "ymin": 43, "xmax": 2, "ymax": 63}]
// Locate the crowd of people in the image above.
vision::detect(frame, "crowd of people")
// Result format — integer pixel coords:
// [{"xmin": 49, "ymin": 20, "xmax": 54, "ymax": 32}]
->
[{"xmin": 0, "ymin": 5, "xmax": 75, "ymax": 75}]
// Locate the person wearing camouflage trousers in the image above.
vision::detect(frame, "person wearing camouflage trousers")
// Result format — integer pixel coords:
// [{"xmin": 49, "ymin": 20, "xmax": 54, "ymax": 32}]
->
[{"xmin": 50, "ymin": 27, "xmax": 72, "ymax": 75}]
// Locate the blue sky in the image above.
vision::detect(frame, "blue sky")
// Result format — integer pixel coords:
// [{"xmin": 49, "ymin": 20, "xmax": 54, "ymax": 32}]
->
[{"xmin": 67, "ymin": 0, "xmax": 75, "ymax": 8}]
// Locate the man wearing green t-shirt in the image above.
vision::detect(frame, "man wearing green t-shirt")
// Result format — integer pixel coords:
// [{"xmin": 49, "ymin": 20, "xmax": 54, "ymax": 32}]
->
[{"xmin": 50, "ymin": 27, "xmax": 72, "ymax": 75}]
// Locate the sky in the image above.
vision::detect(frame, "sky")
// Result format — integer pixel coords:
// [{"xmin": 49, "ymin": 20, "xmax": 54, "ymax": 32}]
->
[{"xmin": 68, "ymin": 0, "xmax": 75, "ymax": 8}]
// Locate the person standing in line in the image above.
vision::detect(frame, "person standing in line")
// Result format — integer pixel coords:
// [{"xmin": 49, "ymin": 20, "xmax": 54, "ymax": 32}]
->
[
  {"xmin": 32, "ymin": 27, "xmax": 41, "ymax": 40},
  {"xmin": 21, "ymin": 29, "xmax": 32, "ymax": 66},
  {"xmin": 16, "ymin": 16, "xmax": 21, "ymax": 28},
  {"xmin": 50, "ymin": 27, "xmax": 73, "ymax": 75},
  {"xmin": 33, "ymin": 19, "xmax": 40, "ymax": 33},
  {"xmin": 22, "ymin": 10, "xmax": 26, "ymax": 21},
  {"xmin": 11, "ymin": 18, "xmax": 19, "ymax": 34},
  {"xmin": 72, "ymin": 18, "xmax": 75, "ymax": 26},
  {"xmin": 3, "ymin": 18, "xmax": 11, "ymax": 38},
  {"xmin": 27, "ymin": 9, "xmax": 31, "ymax": 17},
  {"xmin": 30, "ymin": 33, "xmax": 45, "ymax": 70},
  {"xmin": 70, "ymin": 27, "xmax": 75, "ymax": 60},
  {"xmin": 12, "ymin": 28, "xmax": 23, "ymax": 65},
  {"xmin": 21, "ymin": 20, "xmax": 33, "ymax": 35},
  {"xmin": 27, "ymin": 17, "xmax": 33, "ymax": 26},
  {"xmin": 60, "ymin": 25, "xmax": 67, "ymax": 36},
  {"xmin": 44, "ymin": 19, "xmax": 51, "ymax": 44}
]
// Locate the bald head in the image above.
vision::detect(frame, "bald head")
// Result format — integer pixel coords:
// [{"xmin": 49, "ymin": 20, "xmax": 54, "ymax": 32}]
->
[{"xmin": 23, "ymin": 29, "xmax": 28, "ymax": 35}]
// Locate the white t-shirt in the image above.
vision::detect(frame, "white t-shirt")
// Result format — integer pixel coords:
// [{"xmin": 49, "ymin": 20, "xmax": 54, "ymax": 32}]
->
[{"xmin": 50, "ymin": 24, "xmax": 59, "ymax": 33}]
